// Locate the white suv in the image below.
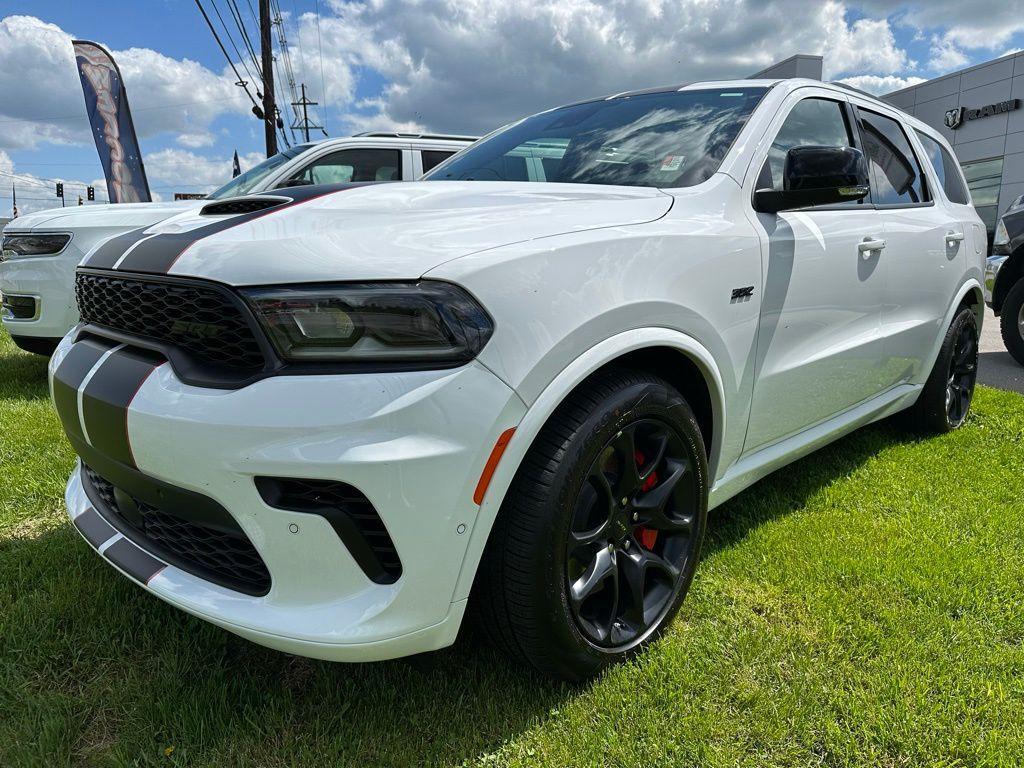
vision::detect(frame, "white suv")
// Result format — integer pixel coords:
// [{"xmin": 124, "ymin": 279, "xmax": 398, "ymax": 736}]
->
[
  {"xmin": 50, "ymin": 79, "xmax": 984, "ymax": 679},
  {"xmin": 1, "ymin": 134, "xmax": 475, "ymax": 354}
]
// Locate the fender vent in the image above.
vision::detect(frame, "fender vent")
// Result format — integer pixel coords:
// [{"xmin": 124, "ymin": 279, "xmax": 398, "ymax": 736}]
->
[
  {"xmin": 255, "ymin": 477, "xmax": 402, "ymax": 584},
  {"xmin": 199, "ymin": 197, "xmax": 286, "ymax": 216}
]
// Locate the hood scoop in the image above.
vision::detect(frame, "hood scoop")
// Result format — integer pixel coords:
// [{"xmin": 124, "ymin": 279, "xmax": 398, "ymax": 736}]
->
[{"xmin": 200, "ymin": 196, "xmax": 287, "ymax": 216}]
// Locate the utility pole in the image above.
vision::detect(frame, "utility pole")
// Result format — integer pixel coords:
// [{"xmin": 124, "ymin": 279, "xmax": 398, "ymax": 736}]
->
[
  {"xmin": 259, "ymin": 0, "xmax": 277, "ymax": 157},
  {"xmin": 291, "ymin": 84, "xmax": 323, "ymax": 143}
]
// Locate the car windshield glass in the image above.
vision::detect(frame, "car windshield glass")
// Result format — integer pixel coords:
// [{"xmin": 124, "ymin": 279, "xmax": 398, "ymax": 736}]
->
[
  {"xmin": 206, "ymin": 144, "xmax": 313, "ymax": 199},
  {"xmin": 425, "ymin": 87, "xmax": 767, "ymax": 188}
]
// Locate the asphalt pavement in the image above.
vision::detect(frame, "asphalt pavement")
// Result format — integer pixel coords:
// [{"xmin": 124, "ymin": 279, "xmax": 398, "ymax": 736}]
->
[{"xmin": 979, "ymin": 305, "xmax": 1024, "ymax": 395}]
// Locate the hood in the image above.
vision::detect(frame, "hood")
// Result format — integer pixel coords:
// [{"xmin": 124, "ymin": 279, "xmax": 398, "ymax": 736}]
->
[
  {"xmin": 4, "ymin": 200, "xmax": 198, "ymax": 233},
  {"xmin": 156, "ymin": 182, "xmax": 673, "ymax": 284}
]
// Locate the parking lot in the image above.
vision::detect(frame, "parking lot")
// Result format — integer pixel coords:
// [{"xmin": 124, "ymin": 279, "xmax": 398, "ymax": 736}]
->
[{"xmin": 981, "ymin": 306, "xmax": 1024, "ymax": 395}]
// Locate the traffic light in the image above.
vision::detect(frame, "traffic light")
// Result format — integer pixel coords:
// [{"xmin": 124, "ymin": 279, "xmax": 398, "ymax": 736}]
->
[
  {"xmin": 55, "ymin": 182, "xmax": 64, "ymax": 198},
  {"xmin": 77, "ymin": 196, "xmax": 83, "ymax": 206},
  {"xmin": 87, "ymin": 186, "xmax": 95, "ymax": 201}
]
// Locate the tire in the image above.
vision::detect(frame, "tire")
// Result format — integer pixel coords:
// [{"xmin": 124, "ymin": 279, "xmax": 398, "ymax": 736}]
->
[
  {"xmin": 904, "ymin": 307, "xmax": 979, "ymax": 433},
  {"xmin": 472, "ymin": 368, "xmax": 708, "ymax": 680},
  {"xmin": 9, "ymin": 335, "xmax": 60, "ymax": 357},
  {"xmin": 999, "ymin": 278, "xmax": 1024, "ymax": 367}
]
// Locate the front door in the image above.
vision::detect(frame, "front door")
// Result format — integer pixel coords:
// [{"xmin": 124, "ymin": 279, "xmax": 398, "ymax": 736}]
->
[{"xmin": 744, "ymin": 94, "xmax": 889, "ymax": 453}]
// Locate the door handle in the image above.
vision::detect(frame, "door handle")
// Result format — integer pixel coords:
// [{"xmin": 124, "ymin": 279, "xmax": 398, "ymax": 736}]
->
[
  {"xmin": 858, "ymin": 237, "xmax": 886, "ymax": 255},
  {"xmin": 946, "ymin": 231, "xmax": 965, "ymax": 247}
]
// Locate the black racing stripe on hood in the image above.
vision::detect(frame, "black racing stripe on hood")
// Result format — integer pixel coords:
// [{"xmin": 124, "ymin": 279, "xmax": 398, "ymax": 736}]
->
[
  {"xmin": 109, "ymin": 182, "xmax": 372, "ymax": 275},
  {"xmin": 85, "ymin": 229, "xmax": 155, "ymax": 269},
  {"xmin": 51, "ymin": 338, "xmax": 117, "ymax": 443},
  {"xmin": 80, "ymin": 348, "xmax": 162, "ymax": 469}
]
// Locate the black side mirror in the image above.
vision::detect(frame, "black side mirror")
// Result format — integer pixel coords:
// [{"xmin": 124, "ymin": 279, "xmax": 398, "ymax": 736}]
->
[{"xmin": 754, "ymin": 145, "xmax": 870, "ymax": 214}]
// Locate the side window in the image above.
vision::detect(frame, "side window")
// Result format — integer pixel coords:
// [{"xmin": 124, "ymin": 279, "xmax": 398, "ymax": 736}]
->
[
  {"xmin": 288, "ymin": 148, "xmax": 402, "ymax": 186},
  {"xmin": 421, "ymin": 150, "xmax": 455, "ymax": 174},
  {"xmin": 762, "ymin": 98, "xmax": 853, "ymax": 191},
  {"xmin": 914, "ymin": 131, "xmax": 969, "ymax": 205},
  {"xmin": 858, "ymin": 110, "xmax": 928, "ymax": 205}
]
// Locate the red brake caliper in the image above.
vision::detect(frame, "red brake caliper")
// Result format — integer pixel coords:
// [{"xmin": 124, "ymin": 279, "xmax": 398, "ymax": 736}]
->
[{"xmin": 633, "ymin": 450, "xmax": 659, "ymax": 550}]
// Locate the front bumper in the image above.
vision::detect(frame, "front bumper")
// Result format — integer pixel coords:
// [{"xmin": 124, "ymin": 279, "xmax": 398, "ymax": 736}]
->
[
  {"xmin": 985, "ymin": 254, "xmax": 1007, "ymax": 309},
  {"xmin": 53, "ymin": 336, "xmax": 526, "ymax": 661},
  {"xmin": 0, "ymin": 253, "xmax": 79, "ymax": 339}
]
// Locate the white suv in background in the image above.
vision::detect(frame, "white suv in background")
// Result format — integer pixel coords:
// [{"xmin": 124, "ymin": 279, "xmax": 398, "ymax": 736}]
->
[
  {"xmin": 0, "ymin": 133, "xmax": 475, "ymax": 354},
  {"xmin": 51, "ymin": 79, "xmax": 984, "ymax": 679}
]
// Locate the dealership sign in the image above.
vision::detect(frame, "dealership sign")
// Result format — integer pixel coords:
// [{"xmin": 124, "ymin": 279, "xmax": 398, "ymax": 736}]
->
[{"xmin": 945, "ymin": 99, "xmax": 1020, "ymax": 129}]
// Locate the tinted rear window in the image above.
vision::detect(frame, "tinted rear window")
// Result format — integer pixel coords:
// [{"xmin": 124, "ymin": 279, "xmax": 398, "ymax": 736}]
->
[{"xmin": 915, "ymin": 131, "xmax": 969, "ymax": 205}]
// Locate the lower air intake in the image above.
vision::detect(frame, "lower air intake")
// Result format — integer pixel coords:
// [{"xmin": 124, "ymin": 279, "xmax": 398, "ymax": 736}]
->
[
  {"xmin": 82, "ymin": 464, "xmax": 271, "ymax": 596},
  {"xmin": 255, "ymin": 477, "xmax": 402, "ymax": 584}
]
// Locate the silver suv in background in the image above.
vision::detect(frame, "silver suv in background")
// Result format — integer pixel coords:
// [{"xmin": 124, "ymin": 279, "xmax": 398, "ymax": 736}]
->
[{"xmin": 0, "ymin": 133, "xmax": 476, "ymax": 355}]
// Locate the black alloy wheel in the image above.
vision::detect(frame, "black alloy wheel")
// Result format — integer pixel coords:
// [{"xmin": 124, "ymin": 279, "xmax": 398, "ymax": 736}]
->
[
  {"xmin": 472, "ymin": 368, "xmax": 708, "ymax": 680},
  {"xmin": 945, "ymin": 317, "xmax": 978, "ymax": 427},
  {"xmin": 567, "ymin": 419, "xmax": 699, "ymax": 650},
  {"xmin": 904, "ymin": 306, "xmax": 979, "ymax": 433}
]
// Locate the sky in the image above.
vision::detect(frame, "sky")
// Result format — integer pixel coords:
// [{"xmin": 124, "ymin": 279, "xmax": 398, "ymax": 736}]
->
[{"xmin": 1, "ymin": 0, "xmax": 1023, "ymax": 215}]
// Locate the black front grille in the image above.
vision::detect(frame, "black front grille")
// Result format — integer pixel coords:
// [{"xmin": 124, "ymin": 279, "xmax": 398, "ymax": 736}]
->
[
  {"xmin": 75, "ymin": 272, "xmax": 266, "ymax": 373},
  {"xmin": 82, "ymin": 464, "xmax": 271, "ymax": 595},
  {"xmin": 256, "ymin": 477, "xmax": 402, "ymax": 584}
]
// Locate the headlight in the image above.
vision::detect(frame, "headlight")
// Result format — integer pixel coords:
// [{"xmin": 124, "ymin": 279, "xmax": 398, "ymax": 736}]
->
[
  {"xmin": 993, "ymin": 218, "xmax": 1010, "ymax": 255},
  {"xmin": 1, "ymin": 233, "xmax": 71, "ymax": 260},
  {"xmin": 242, "ymin": 281, "xmax": 494, "ymax": 364}
]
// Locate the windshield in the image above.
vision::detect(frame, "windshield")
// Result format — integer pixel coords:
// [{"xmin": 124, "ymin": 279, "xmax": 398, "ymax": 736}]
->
[
  {"xmin": 425, "ymin": 87, "xmax": 767, "ymax": 188},
  {"xmin": 206, "ymin": 144, "xmax": 313, "ymax": 199}
]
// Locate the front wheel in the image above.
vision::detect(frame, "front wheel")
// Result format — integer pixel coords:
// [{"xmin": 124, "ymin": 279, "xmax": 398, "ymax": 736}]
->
[
  {"xmin": 472, "ymin": 369, "xmax": 708, "ymax": 680},
  {"xmin": 999, "ymin": 278, "xmax": 1024, "ymax": 367},
  {"xmin": 904, "ymin": 306, "xmax": 979, "ymax": 433}
]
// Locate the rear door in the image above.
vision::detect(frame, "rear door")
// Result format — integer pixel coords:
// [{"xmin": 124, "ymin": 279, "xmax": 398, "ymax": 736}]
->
[
  {"xmin": 744, "ymin": 90, "xmax": 889, "ymax": 453},
  {"xmin": 851, "ymin": 104, "xmax": 966, "ymax": 386}
]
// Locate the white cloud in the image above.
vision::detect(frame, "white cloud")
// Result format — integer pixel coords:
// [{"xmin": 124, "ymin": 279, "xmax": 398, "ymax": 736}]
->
[
  {"xmin": 176, "ymin": 132, "xmax": 216, "ymax": 149},
  {"xmin": 145, "ymin": 148, "xmax": 264, "ymax": 191},
  {"xmin": 838, "ymin": 74, "xmax": 927, "ymax": 95},
  {"xmin": 0, "ymin": 15, "xmax": 251, "ymax": 151},
  {"xmin": 928, "ymin": 34, "xmax": 970, "ymax": 72},
  {"xmin": 301, "ymin": 0, "xmax": 920, "ymax": 135}
]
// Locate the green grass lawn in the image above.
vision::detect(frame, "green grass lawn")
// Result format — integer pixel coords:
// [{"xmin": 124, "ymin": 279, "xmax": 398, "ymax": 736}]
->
[{"xmin": 2, "ymin": 328, "xmax": 1024, "ymax": 767}]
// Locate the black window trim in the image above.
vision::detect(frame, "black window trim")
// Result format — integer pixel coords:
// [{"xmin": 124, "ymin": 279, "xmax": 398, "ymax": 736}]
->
[{"xmin": 851, "ymin": 104, "xmax": 935, "ymax": 211}]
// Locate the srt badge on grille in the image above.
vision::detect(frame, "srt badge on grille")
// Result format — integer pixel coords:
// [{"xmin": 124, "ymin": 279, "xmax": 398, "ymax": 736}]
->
[{"xmin": 169, "ymin": 320, "xmax": 224, "ymax": 339}]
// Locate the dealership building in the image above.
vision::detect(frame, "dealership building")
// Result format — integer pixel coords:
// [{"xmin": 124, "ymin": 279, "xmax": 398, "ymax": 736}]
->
[{"xmin": 882, "ymin": 53, "xmax": 1024, "ymax": 244}]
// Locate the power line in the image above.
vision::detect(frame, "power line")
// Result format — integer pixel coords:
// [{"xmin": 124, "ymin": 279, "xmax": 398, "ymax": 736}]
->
[
  {"xmin": 0, "ymin": 95, "xmax": 250, "ymax": 125},
  {"xmin": 208, "ymin": 0, "xmax": 256, "ymax": 87},
  {"xmin": 315, "ymin": 0, "xmax": 328, "ymax": 135},
  {"xmin": 193, "ymin": 0, "xmax": 260, "ymax": 107},
  {"xmin": 227, "ymin": 0, "xmax": 263, "ymax": 80}
]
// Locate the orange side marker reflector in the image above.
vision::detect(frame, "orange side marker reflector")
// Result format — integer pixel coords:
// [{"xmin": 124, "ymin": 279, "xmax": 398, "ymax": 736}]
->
[{"xmin": 473, "ymin": 427, "xmax": 516, "ymax": 505}]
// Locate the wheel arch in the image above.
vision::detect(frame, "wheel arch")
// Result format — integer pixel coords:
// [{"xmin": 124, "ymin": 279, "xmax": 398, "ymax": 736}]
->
[
  {"xmin": 452, "ymin": 328, "xmax": 725, "ymax": 602},
  {"xmin": 912, "ymin": 279, "xmax": 985, "ymax": 389}
]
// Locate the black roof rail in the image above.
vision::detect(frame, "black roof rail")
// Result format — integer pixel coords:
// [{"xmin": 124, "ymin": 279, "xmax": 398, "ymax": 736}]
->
[
  {"xmin": 827, "ymin": 81, "xmax": 886, "ymax": 102},
  {"xmin": 352, "ymin": 132, "xmax": 479, "ymax": 141}
]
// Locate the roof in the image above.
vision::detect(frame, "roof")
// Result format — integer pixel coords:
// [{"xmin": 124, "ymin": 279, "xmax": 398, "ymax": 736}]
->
[{"xmin": 352, "ymin": 132, "xmax": 479, "ymax": 142}]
